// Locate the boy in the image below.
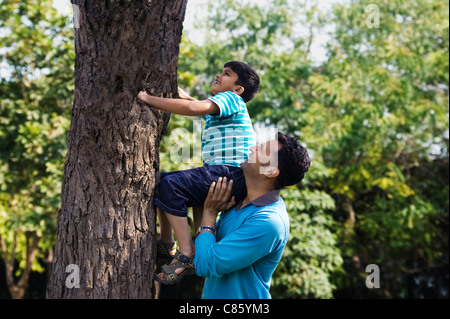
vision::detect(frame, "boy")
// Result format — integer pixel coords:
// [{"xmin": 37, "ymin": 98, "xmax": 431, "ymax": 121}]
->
[{"xmin": 137, "ymin": 61, "xmax": 260, "ymax": 284}]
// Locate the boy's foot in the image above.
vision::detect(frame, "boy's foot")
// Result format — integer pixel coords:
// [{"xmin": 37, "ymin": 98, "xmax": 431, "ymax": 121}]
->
[
  {"xmin": 156, "ymin": 239, "xmax": 176, "ymax": 260},
  {"xmin": 154, "ymin": 251, "xmax": 195, "ymax": 284}
]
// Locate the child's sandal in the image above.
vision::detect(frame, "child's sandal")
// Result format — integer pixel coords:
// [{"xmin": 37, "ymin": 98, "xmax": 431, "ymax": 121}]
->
[
  {"xmin": 156, "ymin": 239, "xmax": 176, "ymax": 260},
  {"xmin": 154, "ymin": 251, "xmax": 195, "ymax": 285}
]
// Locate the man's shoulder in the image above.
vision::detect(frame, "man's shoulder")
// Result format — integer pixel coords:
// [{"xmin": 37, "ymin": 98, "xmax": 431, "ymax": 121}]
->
[
  {"xmin": 245, "ymin": 200, "xmax": 289, "ymax": 247},
  {"xmin": 247, "ymin": 199, "xmax": 289, "ymax": 231},
  {"xmin": 254, "ymin": 197, "xmax": 287, "ymax": 213}
]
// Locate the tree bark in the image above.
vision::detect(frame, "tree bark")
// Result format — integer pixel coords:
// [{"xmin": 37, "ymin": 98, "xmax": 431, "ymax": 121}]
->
[{"xmin": 47, "ymin": 0, "xmax": 187, "ymax": 299}]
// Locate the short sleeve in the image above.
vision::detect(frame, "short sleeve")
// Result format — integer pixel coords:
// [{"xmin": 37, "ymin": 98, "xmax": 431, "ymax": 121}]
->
[{"xmin": 207, "ymin": 91, "xmax": 242, "ymax": 118}]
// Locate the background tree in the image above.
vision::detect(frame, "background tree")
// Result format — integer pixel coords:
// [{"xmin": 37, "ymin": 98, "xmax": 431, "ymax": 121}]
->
[
  {"xmin": 0, "ymin": 0, "xmax": 73, "ymax": 299},
  {"xmin": 308, "ymin": 0, "xmax": 449, "ymax": 298},
  {"xmin": 46, "ymin": 0, "xmax": 187, "ymax": 298}
]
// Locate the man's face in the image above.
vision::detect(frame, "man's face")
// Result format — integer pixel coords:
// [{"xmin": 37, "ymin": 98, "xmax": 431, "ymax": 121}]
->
[
  {"xmin": 241, "ymin": 139, "xmax": 281, "ymax": 175},
  {"xmin": 210, "ymin": 67, "xmax": 241, "ymax": 95}
]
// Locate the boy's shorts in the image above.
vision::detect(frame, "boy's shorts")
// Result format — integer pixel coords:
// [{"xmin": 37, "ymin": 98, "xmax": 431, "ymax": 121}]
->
[{"xmin": 154, "ymin": 164, "xmax": 246, "ymax": 217}]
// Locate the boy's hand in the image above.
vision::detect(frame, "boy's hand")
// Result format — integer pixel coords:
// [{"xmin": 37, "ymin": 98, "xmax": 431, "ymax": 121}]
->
[
  {"xmin": 203, "ymin": 177, "xmax": 236, "ymax": 215},
  {"xmin": 137, "ymin": 90, "xmax": 149, "ymax": 102},
  {"xmin": 178, "ymin": 87, "xmax": 196, "ymax": 101}
]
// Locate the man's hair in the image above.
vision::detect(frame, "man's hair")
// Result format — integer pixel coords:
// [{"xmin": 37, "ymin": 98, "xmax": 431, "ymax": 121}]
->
[
  {"xmin": 274, "ymin": 132, "xmax": 311, "ymax": 189},
  {"xmin": 224, "ymin": 61, "xmax": 260, "ymax": 103}
]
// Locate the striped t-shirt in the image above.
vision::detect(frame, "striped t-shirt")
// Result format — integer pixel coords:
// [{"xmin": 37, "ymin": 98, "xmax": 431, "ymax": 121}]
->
[{"xmin": 201, "ymin": 91, "xmax": 255, "ymax": 167}]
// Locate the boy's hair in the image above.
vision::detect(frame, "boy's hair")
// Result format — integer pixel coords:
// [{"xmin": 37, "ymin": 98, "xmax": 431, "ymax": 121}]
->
[
  {"xmin": 274, "ymin": 132, "xmax": 311, "ymax": 189},
  {"xmin": 224, "ymin": 61, "xmax": 260, "ymax": 103}
]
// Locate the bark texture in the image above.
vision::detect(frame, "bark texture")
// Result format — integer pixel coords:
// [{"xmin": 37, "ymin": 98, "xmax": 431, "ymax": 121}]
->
[{"xmin": 47, "ymin": 0, "xmax": 187, "ymax": 298}]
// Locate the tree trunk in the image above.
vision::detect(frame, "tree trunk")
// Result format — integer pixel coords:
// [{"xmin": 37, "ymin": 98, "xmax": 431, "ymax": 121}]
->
[{"xmin": 47, "ymin": 0, "xmax": 187, "ymax": 299}]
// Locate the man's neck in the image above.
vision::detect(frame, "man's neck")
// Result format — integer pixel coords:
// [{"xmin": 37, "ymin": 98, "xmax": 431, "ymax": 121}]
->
[{"xmin": 241, "ymin": 180, "xmax": 274, "ymax": 207}]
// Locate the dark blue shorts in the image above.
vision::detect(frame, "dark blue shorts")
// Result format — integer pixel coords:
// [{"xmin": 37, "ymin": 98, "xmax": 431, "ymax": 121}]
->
[{"xmin": 154, "ymin": 164, "xmax": 246, "ymax": 217}]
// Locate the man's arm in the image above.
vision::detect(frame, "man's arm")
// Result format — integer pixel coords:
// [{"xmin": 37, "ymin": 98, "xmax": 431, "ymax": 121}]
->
[
  {"xmin": 198, "ymin": 177, "xmax": 236, "ymax": 232},
  {"xmin": 137, "ymin": 90, "xmax": 219, "ymax": 116},
  {"xmin": 195, "ymin": 178, "xmax": 283, "ymax": 278},
  {"xmin": 195, "ymin": 210, "xmax": 283, "ymax": 278}
]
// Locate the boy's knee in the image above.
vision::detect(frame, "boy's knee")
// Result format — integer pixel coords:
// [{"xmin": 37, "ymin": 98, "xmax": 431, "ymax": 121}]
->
[{"xmin": 156, "ymin": 176, "xmax": 173, "ymax": 199}]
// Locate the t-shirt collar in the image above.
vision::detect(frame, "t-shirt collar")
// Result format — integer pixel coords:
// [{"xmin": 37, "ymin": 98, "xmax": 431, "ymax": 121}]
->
[{"xmin": 236, "ymin": 189, "xmax": 281, "ymax": 211}]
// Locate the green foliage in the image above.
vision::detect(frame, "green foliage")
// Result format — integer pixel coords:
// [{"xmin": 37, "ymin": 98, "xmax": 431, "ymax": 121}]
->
[
  {"xmin": 0, "ymin": 0, "xmax": 74, "ymax": 276},
  {"xmin": 271, "ymin": 187, "xmax": 343, "ymax": 299},
  {"xmin": 308, "ymin": 0, "xmax": 449, "ymax": 298}
]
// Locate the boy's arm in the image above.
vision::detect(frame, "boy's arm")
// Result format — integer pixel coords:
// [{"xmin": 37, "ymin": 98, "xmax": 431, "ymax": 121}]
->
[{"xmin": 137, "ymin": 90, "xmax": 219, "ymax": 116}]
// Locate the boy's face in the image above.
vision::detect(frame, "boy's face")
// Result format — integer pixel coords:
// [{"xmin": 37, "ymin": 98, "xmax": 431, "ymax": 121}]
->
[{"xmin": 211, "ymin": 67, "xmax": 242, "ymax": 95}]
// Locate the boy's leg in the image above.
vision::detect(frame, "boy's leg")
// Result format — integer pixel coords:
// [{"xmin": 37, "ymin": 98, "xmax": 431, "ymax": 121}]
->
[
  {"xmin": 157, "ymin": 207, "xmax": 174, "ymax": 244},
  {"xmin": 157, "ymin": 210, "xmax": 195, "ymax": 279},
  {"xmin": 153, "ymin": 166, "xmax": 222, "ymax": 279},
  {"xmin": 193, "ymin": 207, "xmax": 203, "ymax": 233},
  {"xmin": 165, "ymin": 212, "xmax": 195, "ymax": 257}
]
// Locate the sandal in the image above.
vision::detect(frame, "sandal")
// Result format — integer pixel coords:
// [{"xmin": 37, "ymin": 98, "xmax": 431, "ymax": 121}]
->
[
  {"xmin": 156, "ymin": 239, "xmax": 176, "ymax": 260},
  {"xmin": 154, "ymin": 251, "xmax": 195, "ymax": 285}
]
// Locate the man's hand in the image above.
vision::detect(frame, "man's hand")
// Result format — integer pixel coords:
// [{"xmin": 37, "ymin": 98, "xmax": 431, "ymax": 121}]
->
[
  {"xmin": 200, "ymin": 177, "xmax": 236, "ymax": 229},
  {"xmin": 204, "ymin": 177, "xmax": 236, "ymax": 214}
]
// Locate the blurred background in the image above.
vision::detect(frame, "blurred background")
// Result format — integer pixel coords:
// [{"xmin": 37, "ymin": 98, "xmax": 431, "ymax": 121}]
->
[{"xmin": 0, "ymin": 0, "xmax": 448, "ymax": 299}]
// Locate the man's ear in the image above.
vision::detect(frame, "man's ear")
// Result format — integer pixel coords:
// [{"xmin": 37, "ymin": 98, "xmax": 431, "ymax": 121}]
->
[
  {"xmin": 234, "ymin": 86, "xmax": 244, "ymax": 96},
  {"xmin": 262, "ymin": 166, "xmax": 279, "ymax": 179}
]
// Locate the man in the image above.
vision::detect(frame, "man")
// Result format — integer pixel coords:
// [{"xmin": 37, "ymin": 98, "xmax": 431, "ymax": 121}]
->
[{"xmin": 195, "ymin": 132, "xmax": 311, "ymax": 299}]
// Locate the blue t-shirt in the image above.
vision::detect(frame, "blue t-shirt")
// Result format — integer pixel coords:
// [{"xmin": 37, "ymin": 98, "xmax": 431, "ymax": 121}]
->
[
  {"xmin": 202, "ymin": 91, "xmax": 255, "ymax": 167},
  {"xmin": 195, "ymin": 191, "xmax": 289, "ymax": 299}
]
